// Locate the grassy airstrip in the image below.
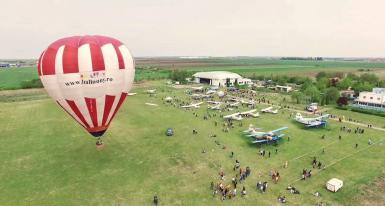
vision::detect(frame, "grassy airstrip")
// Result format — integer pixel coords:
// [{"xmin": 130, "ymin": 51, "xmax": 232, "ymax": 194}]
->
[{"xmin": 1, "ymin": 81, "xmax": 385, "ymax": 205}]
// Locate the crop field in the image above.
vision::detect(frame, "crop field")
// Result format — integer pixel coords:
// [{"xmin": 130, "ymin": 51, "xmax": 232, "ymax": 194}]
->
[
  {"xmin": 1, "ymin": 81, "xmax": 385, "ymax": 205},
  {"xmin": 3, "ymin": 58, "xmax": 385, "ymax": 90}
]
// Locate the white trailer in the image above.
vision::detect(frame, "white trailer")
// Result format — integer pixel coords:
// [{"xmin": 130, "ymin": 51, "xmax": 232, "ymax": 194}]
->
[{"xmin": 326, "ymin": 178, "xmax": 343, "ymax": 192}]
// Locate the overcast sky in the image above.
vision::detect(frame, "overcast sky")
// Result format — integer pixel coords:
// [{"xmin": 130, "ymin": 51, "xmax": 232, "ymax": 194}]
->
[{"xmin": 1, "ymin": 0, "xmax": 385, "ymax": 59}]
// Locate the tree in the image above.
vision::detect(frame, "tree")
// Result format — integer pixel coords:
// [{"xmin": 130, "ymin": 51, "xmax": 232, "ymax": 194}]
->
[
  {"xmin": 316, "ymin": 71, "xmax": 327, "ymax": 81},
  {"xmin": 291, "ymin": 91, "xmax": 304, "ymax": 104},
  {"xmin": 316, "ymin": 77, "xmax": 329, "ymax": 91},
  {"xmin": 353, "ymin": 81, "xmax": 373, "ymax": 92},
  {"xmin": 337, "ymin": 97, "xmax": 349, "ymax": 106},
  {"xmin": 336, "ymin": 77, "xmax": 353, "ymax": 90},
  {"xmin": 300, "ymin": 78, "xmax": 313, "ymax": 91},
  {"xmin": 274, "ymin": 75, "xmax": 289, "ymax": 85},
  {"xmin": 324, "ymin": 87, "xmax": 340, "ymax": 105},
  {"xmin": 304, "ymin": 85, "xmax": 321, "ymax": 103},
  {"xmin": 170, "ymin": 70, "xmax": 191, "ymax": 84},
  {"xmin": 360, "ymin": 73, "xmax": 379, "ymax": 84}
]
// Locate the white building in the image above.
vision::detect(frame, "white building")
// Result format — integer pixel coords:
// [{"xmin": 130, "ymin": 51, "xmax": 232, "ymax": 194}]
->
[
  {"xmin": 192, "ymin": 71, "xmax": 252, "ymax": 87},
  {"xmin": 353, "ymin": 88, "xmax": 385, "ymax": 111},
  {"xmin": 275, "ymin": 85, "xmax": 292, "ymax": 93}
]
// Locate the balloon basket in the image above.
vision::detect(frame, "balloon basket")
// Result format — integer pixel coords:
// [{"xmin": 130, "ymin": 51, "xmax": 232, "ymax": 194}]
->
[{"xmin": 96, "ymin": 144, "xmax": 105, "ymax": 151}]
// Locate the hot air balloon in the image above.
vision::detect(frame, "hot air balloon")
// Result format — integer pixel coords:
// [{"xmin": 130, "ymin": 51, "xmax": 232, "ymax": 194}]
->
[{"xmin": 38, "ymin": 35, "xmax": 135, "ymax": 146}]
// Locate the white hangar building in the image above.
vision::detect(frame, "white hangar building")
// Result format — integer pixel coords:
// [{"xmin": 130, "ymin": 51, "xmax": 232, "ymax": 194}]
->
[{"xmin": 192, "ymin": 71, "xmax": 252, "ymax": 87}]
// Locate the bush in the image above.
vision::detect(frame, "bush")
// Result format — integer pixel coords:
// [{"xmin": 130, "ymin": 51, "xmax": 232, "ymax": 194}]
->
[
  {"xmin": 20, "ymin": 78, "xmax": 43, "ymax": 89},
  {"xmin": 335, "ymin": 105, "xmax": 385, "ymax": 117},
  {"xmin": 350, "ymin": 107, "xmax": 385, "ymax": 117},
  {"xmin": 169, "ymin": 70, "xmax": 192, "ymax": 84}
]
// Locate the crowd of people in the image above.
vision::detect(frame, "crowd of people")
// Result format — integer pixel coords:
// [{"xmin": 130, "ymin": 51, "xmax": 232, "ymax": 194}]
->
[
  {"xmin": 212, "ymin": 165, "xmax": 251, "ymax": 201},
  {"xmin": 158, "ymin": 87, "xmax": 379, "ymax": 205}
]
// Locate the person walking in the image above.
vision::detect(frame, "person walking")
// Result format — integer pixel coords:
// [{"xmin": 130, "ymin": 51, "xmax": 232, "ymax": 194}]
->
[{"xmin": 153, "ymin": 195, "xmax": 159, "ymax": 205}]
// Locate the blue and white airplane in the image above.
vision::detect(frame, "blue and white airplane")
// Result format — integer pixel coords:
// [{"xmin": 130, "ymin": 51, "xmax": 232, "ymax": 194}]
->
[
  {"xmin": 294, "ymin": 113, "xmax": 329, "ymax": 128},
  {"xmin": 244, "ymin": 126, "xmax": 288, "ymax": 144}
]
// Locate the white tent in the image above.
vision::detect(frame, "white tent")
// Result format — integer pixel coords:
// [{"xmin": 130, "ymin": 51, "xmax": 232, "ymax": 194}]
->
[{"xmin": 326, "ymin": 178, "xmax": 343, "ymax": 192}]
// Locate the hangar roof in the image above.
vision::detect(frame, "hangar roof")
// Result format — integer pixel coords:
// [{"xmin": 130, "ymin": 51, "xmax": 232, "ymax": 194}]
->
[{"xmin": 193, "ymin": 71, "xmax": 242, "ymax": 80}]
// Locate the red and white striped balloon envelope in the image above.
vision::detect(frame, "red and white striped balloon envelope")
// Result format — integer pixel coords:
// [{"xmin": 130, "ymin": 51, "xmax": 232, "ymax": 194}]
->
[{"xmin": 38, "ymin": 35, "xmax": 135, "ymax": 138}]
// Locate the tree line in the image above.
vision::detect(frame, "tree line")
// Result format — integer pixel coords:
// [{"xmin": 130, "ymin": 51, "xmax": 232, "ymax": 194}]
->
[{"xmin": 249, "ymin": 71, "xmax": 384, "ymax": 106}]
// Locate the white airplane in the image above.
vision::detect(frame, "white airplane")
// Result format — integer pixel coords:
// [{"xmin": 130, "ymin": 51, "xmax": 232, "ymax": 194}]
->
[
  {"xmin": 261, "ymin": 106, "xmax": 278, "ymax": 114},
  {"xmin": 207, "ymin": 101, "xmax": 222, "ymax": 105},
  {"xmin": 294, "ymin": 113, "xmax": 329, "ymax": 128},
  {"xmin": 223, "ymin": 112, "xmax": 243, "ymax": 121},
  {"xmin": 227, "ymin": 97, "xmax": 239, "ymax": 102},
  {"xmin": 217, "ymin": 91, "xmax": 225, "ymax": 97},
  {"xmin": 245, "ymin": 127, "xmax": 288, "ymax": 144},
  {"xmin": 206, "ymin": 90, "xmax": 216, "ymax": 95},
  {"xmin": 210, "ymin": 86, "xmax": 219, "ymax": 90},
  {"xmin": 191, "ymin": 94, "xmax": 202, "ymax": 99},
  {"xmin": 165, "ymin": 96, "xmax": 173, "ymax": 102},
  {"xmin": 240, "ymin": 109, "xmax": 259, "ymax": 118},
  {"xmin": 181, "ymin": 102, "xmax": 203, "ymax": 108},
  {"xmin": 208, "ymin": 104, "xmax": 222, "ymax": 110},
  {"xmin": 243, "ymin": 124, "xmax": 262, "ymax": 133},
  {"xmin": 127, "ymin": 93, "xmax": 137, "ymax": 96},
  {"xmin": 145, "ymin": 89, "xmax": 156, "ymax": 94},
  {"xmin": 145, "ymin": 103, "xmax": 158, "ymax": 106},
  {"xmin": 241, "ymin": 99, "xmax": 256, "ymax": 106},
  {"xmin": 228, "ymin": 102, "xmax": 240, "ymax": 108},
  {"xmin": 191, "ymin": 86, "xmax": 204, "ymax": 91}
]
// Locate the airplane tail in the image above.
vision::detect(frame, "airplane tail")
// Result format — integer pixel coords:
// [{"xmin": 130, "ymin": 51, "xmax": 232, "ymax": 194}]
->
[{"xmin": 295, "ymin": 113, "xmax": 303, "ymax": 120}]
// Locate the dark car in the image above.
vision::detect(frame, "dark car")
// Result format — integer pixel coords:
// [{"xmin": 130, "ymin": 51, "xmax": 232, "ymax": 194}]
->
[{"xmin": 166, "ymin": 128, "xmax": 174, "ymax": 136}]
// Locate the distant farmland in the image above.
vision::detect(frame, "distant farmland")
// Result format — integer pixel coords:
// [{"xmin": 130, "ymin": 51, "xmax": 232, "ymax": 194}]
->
[{"xmin": 2, "ymin": 57, "xmax": 385, "ymax": 89}]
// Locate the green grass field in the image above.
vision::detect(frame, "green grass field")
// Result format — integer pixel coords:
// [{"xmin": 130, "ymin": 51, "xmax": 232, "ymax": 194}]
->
[{"xmin": 1, "ymin": 82, "xmax": 385, "ymax": 205}]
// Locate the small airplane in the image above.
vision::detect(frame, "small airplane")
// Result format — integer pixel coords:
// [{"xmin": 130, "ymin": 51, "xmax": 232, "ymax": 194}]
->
[
  {"xmin": 191, "ymin": 94, "xmax": 202, "ymax": 100},
  {"xmin": 243, "ymin": 124, "xmax": 262, "ymax": 133},
  {"xmin": 127, "ymin": 92, "xmax": 137, "ymax": 96},
  {"xmin": 191, "ymin": 94, "xmax": 212, "ymax": 100},
  {"xmin": 208, "ymin": 104, "xmax": 222, "ymax": 110},
  {"xmin": 294, "ymin": 113, "xmax": 329, "ymax": 128},
  {"xmin": 145, "ymin": 103, "xmax": 158, "ymax": 106},
  {"xmin": 241, "ymin": 99, "xmax": 256, "ymax": 106},
  {"xmin": 181, "ymin": 102, "xmax": 203, "ymax": 108},
  {"xmin": 245, "ymin": 127, "xmax": 288, "ymax": 144},
  {"xmin": 217, "ymin": 91, "xmax": 225, "ymax": 97},
  {"xmin": 261, "ymin": 106, "xmax": 278, "ymax": 114},
  {"xmin": 207, "ymin": 101, "xmax": 222, "ymax": 105},
  {"xmin": 191, "ymin": 86, "xmax": 204, "ymax": 91},
  {"xmin": 239, "ymin": 109, "xmax": 259, "ymax": 118},
  {"xmin": 165, "ymin": 96, "xmax": 173, "ymax": 102},
  {"xmin": 223, "ymin": 112, "xmax": 243, "ymax": 121},
  {"xmin": 227, "ymin": 96, "xmax": 239, "ymax": 102},
  {"xmin": 206, "ymin": 90, "xmax": 216, "ymax": 95},
  {"xmin": 210, "ymin": 86, "xmax": 219, "ymax": 90},
  {"xmin": 145, "ymin": 89, "xmax": 156, "ymax": 94},
  {"xmin": 228, "ymin": 102, "xmax": 240, "ymax": 108}
]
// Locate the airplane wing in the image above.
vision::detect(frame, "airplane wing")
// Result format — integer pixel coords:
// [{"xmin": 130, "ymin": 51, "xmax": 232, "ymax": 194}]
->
[
  {"xmin": 224, "ymin": 113, "xmax": 242, "ymax": 120},
  {"xmin": 251, "ymin": 139, "xmax": 268, "ymax": 144},
  {"xmin": 240, "ymin": 109, "xmax": 257, "ymax": 115},
  {"xmin": 317, "ymin": 114, "xmax": 330, "ymax": 120},
  {"xmin": 270, "ymin": 127, "xmax": 288, "ymax": 134},
  {"xmin": 145, "ymin": 103, "xmax": 158, "ymax": 106},
  {"xmin": 261, "ymin": 107, "xmax": 272, "ymax": 112},
  {"xmin": 251, "ymin": 135, "xmax": 283, "ymax": 144}
]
